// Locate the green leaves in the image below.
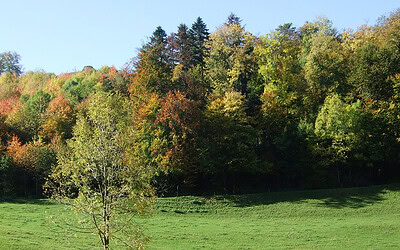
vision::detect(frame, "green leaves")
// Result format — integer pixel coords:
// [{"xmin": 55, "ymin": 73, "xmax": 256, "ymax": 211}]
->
[
  {"xmin": 315, "ymin": 94, "xmax": 361, "ymax": 139},
  {"xmin": 205, "ymin": 23, "xmax": 258, "ymax": 95},
  {"xmin": 47, "ymin": 91, "xmax": 153, "ymax": 248},
  {"xmin": 0, "ymin": 51, "xmax": 22, "ymax": 76},
  {"xmin": 62, "ymin": 69, "xmax": 101, "ymax": 104},
  {"xmin": 304, "ymin": 33, "xmax": 348, "ymax": 96},
  {"xmin": 201, "ymin": 91, "xmax": 258, "ymax": 186},
  {"xmin": 6, "ymin": 90, "xmax": 51, "ymax": 140}
]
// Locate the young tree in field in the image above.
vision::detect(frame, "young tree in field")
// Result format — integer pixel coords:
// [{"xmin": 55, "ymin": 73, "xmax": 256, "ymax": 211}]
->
[{"xmin": 46, "ymin": 91, "xmax": 155, "ymax": 249}]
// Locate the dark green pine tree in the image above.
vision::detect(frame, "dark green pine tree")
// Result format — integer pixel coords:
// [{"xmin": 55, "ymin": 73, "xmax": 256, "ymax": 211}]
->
[
  {"xmin": 143, "ymin": 26, "xmax": 170, "ymax": 67},
  {"xmin": 189, "ymin": 17, "xmax": 209, "ymax": 67},
  {"xmin": 149, "ymin": 26, "xmax": 167, "ymax": 47},
  {"xmin": 276, "ymin": 23, "xmax": 299, "ymax": 41},
  {"xmin": 137, "ymin": 26, "xmax": 169, "ymax": 67},
  {"xmin": 172, "ymin": 24, "xmax": 193, "ymax": 71},
  {"xmin": 226, "ymin": 13, "xmax": 242, "ymax": 25},
  {"xmin": 132, "ymin": 26, "xmax": 173, "ymax": 94}
]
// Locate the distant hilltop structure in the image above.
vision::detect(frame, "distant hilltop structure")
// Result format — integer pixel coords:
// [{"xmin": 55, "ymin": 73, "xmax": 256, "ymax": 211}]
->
[{"xmin": 82, "ymin": 65, "xmax": 94, "ymax": 71}]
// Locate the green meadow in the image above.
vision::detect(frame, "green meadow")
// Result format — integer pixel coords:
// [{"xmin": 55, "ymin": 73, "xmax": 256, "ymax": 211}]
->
[{"xmin": 1, "ymin": 184, "xmax": 400, "ymax": 249}]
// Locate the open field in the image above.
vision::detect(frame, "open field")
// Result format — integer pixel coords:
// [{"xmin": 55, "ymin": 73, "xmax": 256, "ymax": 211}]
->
[{"xmin": 1, "ymin": 184, "xmax": 400, "ymax": 249}]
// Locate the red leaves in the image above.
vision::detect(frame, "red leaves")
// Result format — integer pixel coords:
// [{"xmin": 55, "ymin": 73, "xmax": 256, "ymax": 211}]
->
[
  {"xmin": 57, "ymin": 73, "xmax": 71, "ymax": 79},
  {"xmin": 156, "ymin": 90, "xmax": 200, "ymax": 135},
  {"xmin": 0, "ymin": 95, "xmax": 19, "ymax": 117},
  {"xmin": 131, "ymin": 89, "xmax": 201, "ymax": 174},
  {"xmin": 6, "ymin": 135, "xmax": 28, "ymax": 169},
  {"xmin": 6, "ymin": 135, "xmax": 56, "ymax": 178},
  {"xmin": 99, "ymin": 66, "xmax": 117, "ymax": 86},
  {"xmin": 155, "ymin": 90, "xmax": 201, "ymax": 171}
]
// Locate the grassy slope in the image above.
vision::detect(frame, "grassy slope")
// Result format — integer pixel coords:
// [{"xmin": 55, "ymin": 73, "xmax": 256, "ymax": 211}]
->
[
  {"xmin": 1, "ymin": 184, "xmax": 400, "ymax": 249},
  {"xmin": 0, "ymin": 199, "xmax": 98, "ymax": 249}
]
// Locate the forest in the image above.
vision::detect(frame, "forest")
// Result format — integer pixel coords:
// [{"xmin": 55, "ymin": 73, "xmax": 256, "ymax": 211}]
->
[{"xmin": 1, "ymin": 11, "xmax": 400, "ymax": 198}]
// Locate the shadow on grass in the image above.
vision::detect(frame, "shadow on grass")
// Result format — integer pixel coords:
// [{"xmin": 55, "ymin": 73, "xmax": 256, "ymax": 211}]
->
[
  {"xmin": 223, "ymin": 184, "xmax": 400, "ymax": 209},
  {"xmin": 0, "ymin": 198, "xmax": 56, "ymax": 205}
]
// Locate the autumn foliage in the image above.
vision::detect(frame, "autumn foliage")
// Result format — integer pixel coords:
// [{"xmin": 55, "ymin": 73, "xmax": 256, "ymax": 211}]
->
[{"xmin": 1, "ymin": 11, "xmax": 400, "ymax": 197}]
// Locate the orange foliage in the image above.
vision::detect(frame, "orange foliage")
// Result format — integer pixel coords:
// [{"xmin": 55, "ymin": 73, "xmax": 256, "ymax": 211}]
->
[
  {"xmin": 155, "ymin": 90, "xmax": 201, "ymax": 173},
  {"xmin": 0, "ymin": 95, "xmax": 19, "ymax": 117},
  {"xmin": 156, "ymin": 90, "xmax": 200, "ymax": 135},
  {"xmin": 41, "ymin": 95, "xmax": 74, "ymax": 140},
  {"xmin": 6, "ymin": 135, "xmax": 28, "ymax": 168}
]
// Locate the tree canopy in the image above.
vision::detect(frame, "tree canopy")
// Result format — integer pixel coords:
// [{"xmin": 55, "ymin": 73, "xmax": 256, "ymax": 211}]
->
[
  {"xmin": 1, "ymin": 12, "xmax": 400, "ymax": 247},
  {"xmin": 0, "ymin": 51, "xmax": 23, "ymax": 76}
]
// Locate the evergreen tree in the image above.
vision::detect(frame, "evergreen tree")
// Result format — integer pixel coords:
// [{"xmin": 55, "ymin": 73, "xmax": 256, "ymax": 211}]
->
[
  {"xmin": 132, "ymin": 26, "xmax": 173, "ymax": 95},
  {"xmin": 171, "ymin": 24, "xmax": 193, "ymax": 71},
  {"xmin": 226, "ymin": 13, "xmax": 242, "ymax": 25},
  {"xmin": 189, "ymin": 17, "xmax": 209, "ymax": 67},
  {"xmin": 149, "ymin": 26, "xmax": 167, "ymax": 47}
]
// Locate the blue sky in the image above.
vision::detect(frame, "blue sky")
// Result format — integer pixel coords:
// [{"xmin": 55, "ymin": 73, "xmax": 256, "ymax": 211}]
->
[{"xmin": 1, "ymin": 0, "xmax": 399, "ymax": 75}]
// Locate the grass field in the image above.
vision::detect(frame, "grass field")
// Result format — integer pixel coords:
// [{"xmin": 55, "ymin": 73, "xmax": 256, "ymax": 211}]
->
[{"xmin": 1, "ymin": 184, "xmax": 400, "ymax": 249}]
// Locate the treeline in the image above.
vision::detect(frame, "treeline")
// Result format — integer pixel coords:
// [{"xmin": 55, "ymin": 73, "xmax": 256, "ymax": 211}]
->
[{"xmin": 1, "ymin": 11, "xmax": 400, "ymax": 197}]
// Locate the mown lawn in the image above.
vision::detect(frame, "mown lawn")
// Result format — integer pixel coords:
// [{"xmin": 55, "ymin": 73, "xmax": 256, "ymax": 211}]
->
[{"xmin": 1, "ymin": 184, "xmax": 400, "ymax": 249}]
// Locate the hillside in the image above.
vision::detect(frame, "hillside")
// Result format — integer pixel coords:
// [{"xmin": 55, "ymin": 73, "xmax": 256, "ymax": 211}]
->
[{"xmin": 1, "ymin": 184, "xmax": 399, "ymax": 249}]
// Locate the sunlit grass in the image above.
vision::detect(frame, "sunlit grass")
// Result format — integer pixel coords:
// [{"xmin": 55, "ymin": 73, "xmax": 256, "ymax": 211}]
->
[{"xmin": 1, "ymin": 184, "xmax": 400, "ymax": 249}]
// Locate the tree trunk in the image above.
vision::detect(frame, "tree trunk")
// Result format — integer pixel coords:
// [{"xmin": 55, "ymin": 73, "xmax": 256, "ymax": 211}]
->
[
  {"xmin": 35, "ymin": 177, "xmax": 38, "ymax": 197},
  {"xmin": 336, "ymin": 165, "xmax": 341, "ymax": 187},
  {"xmin": 232, "ymin": 172, "xmax": 235, "ymax": 194},
  {"xmin": 222, "ymin": 170, "xmax": 226, "ymax": 193},
  {"xmin": 103, "ymin": 185, "xmax": 110, "ymax": 250},
  {"xmin": 103, "ymin": 234, "xmax": 109, "ymax": 250},
  {"xmin": 23, "ymin": 172, "xmax": 27, "ymax": 197},
  {"xmin": 349, "ymin": 167, "xmax": 352, "ymax": 186}
]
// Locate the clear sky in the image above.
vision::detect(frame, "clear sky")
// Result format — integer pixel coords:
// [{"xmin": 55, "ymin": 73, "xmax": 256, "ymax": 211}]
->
[{"xmin": 1, "ymin": 0, "xmax": 399, "ymax": 75}]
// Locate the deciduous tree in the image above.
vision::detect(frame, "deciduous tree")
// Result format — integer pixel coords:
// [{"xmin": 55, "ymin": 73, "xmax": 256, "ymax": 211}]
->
[
  {"xmin": 205, "ymin": 17, "xmax": 258, "ymax": 96},
  {"xmin": 41, "ymin": 95, "xmax": 75, "ymax": 140},
  {"xmin": 0, "ymin": 51, "xmax": 23, "ymax": 76},
  {"xmin": 46, "ymin": 91, "xmax": 155, "ymax": 249}
]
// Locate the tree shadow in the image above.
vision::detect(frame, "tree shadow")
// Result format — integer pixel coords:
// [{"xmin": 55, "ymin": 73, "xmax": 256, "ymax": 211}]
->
[
  {"xmin": 316, "ymin": 188, "xmax": 387, "ymax": 208},
  {"xmin": 223, "ymin": 184, "xmax": 400, "ymax": 209},
  {"xmin": 0, "ymin": 198, "xmax": 56, "ymax": 205}
]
